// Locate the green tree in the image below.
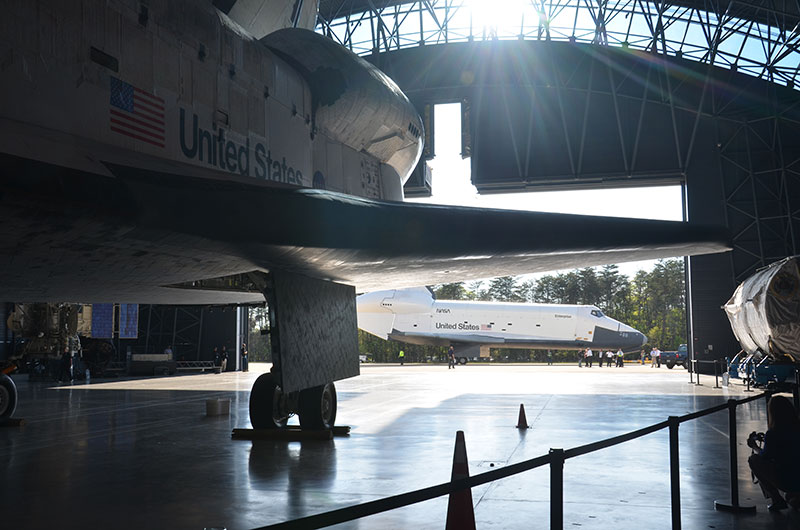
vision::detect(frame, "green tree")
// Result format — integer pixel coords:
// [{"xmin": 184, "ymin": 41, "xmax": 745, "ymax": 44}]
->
[
  {"xmin": 487, "ymin": 276, "xmax": 523, "ymax": 302},
  {"xmin": 246, "ymin": 306, "xmax": 271, "ymax": 361},
  {"xmin": 532, "ymin": 274, "xmax": 558, "ymax": 303},
  {"xmin": 468, "ymin": 280, "xmax": 491, "ymax": 301},
  {"xmin": 433, "ymin": 282, "xmax": 467, "ymax": 300}
]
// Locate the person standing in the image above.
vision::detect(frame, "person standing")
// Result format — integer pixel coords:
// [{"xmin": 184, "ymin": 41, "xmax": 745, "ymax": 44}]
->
[
  {"xmin": 241, "ymin": 343, "xmax": 249, "ymax": 372},
  {"xmin": 220, "ymin": 346, "xmax": 228, "ymax": 372},
  {"xmin": 398, "ymin": 350, "xmax": 405, "ymax": 366},
  {"xmin": 213, "ymin": 347, "xmax": 220, "ymax": 368},
  {"xmin": 640, "ymin": 349, "xmax": 646, "ymax": 365},
  {"xmin": 650, "ymin": 347, "xmax": 657, "ymax": 368},
  {"xmin": 448, "ymin": 346, "xmax": 456, "ymax": 369},
  {"xmin": 547, "ymin": 350, "xmax": 553, "ymax": 366},
  {"xmin": 655, "ymin": 347, "xmax": 661, "ymax": 368},
  {"xmin": 617, "ymin": 348, "xmax": 624, "ymax": 367},
  {"xmin": 748, "ymin": 395, "xmax": 800, "ymax": 510},
  {"xmin": 578, "ymin": 349, "xmax": 584, "ymax": 368},
  {"xmin": 59, "ymin": 347, "xmax": 73, "ymax": 382},
  {"xmin": 586, "ymin": 348, "xmax": 593, "ymax": 368}
]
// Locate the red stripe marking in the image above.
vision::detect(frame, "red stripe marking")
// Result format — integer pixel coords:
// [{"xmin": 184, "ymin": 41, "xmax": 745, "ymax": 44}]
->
[
  {"xmin": 133, "ymin": 105, "xmax": 164, "ymax": 124},
  {"xmin": 110, "ymin": 126, "xmax": 164, "ymax": 148},
  {"xmin": 134, "ymin": 92, "xmax": 164, "ymax": 111},
  {"xmin": 110, "ymin": 109, "xmax": 164, "ymax": 132},
  {"xmin": 134, "ymin": 98, "xmax": 165, "ymax": 116},
  {"xmin": 110, "ymin": 117, "xmax": 165, "ymax": 141},
  {"xmin": 134, "ymin": 100, "xmax": 165, "ymax": 118},
  {"xmin": 133, "ymin": 87, "xmax": 164, "ymax": 103}
]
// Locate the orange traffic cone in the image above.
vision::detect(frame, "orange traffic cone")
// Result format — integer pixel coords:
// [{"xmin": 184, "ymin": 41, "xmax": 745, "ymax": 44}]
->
[
  {"xmin": 516, "ymin": 404, "xmax": 529, "ymax": 429},
  {"xmin": 446, "ymin": 431, "xmax": 476, "ymax": 530}
]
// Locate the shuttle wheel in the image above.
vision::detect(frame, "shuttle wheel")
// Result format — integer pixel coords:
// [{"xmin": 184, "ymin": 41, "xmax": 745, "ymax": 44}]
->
[
  {"xmin": 249, "ymin": 373, "xmax": 289, "ymax": 429},
  {"xmin": 458, "ymin": 357, "xmax": 468, "ymax": 365},
  {"xmin": 298, "ymin": 383, "xmax": 337, "ymax": 430},
  {"xmin": 0, "ymin": 374, "xmax": 17, "ymax": 420}
]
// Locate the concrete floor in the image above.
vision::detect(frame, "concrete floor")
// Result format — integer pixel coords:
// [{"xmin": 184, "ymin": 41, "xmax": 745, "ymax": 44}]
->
[{"xmin": 1, "ymin": 363, "xmax": 796, "ymax": 529}]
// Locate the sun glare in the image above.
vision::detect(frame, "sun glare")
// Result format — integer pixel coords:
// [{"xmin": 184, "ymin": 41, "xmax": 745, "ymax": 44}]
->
[{"xmin": 468, "ymin": 0, "xmax": 524, "ymax": 34}]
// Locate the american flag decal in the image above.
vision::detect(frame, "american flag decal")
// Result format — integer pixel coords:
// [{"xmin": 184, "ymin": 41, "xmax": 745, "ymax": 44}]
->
[
  {"xmin": 481, "ymin": 324, "xmax": 492, "ymax": 331},
  {"xmin": 109, "ymin": 77, "xmax": 165, "ymax": 148}
]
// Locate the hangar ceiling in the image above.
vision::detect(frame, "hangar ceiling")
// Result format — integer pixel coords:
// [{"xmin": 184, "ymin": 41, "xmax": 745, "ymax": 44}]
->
[{"xmin": 316, "ymin": 0, "xmax": 800, "ymax": 89}]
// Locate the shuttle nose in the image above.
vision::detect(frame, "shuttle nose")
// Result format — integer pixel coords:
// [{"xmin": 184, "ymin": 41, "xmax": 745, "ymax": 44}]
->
[{"xmin": 617, "ymin": 323, "xmax": 647, "ymax": 350}]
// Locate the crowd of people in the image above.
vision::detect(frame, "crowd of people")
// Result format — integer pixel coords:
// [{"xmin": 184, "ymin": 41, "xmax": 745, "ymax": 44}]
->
[
  {"xmin": 575, "ymin": 346, "xmax": 667, "ymax": 368},
  {"xmin": 577, "ymin": 348, "xmax": 627, "ymax": 368}
]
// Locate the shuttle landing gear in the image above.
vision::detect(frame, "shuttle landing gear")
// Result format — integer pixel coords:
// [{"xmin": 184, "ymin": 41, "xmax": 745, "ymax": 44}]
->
[
  {"xmin": 249, "ymin": 373, "xmax": 289, "ymax": 429},
  {"xmin": 299, "ymin": 383, "xmax": 337, "ymax": 430},
  {"xmin": 248, "ymin": 373, "xmax": 338, "ymax": 430},
  {"xmin": 0, "ymin": 373, "xmax": 18, "ymax": 421},
  {"xmin": 246, "ymin": 271, "xmax": 356, "ymax": 432}
]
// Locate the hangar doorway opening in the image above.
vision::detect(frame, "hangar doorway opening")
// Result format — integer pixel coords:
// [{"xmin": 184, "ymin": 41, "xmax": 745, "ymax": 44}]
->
[{"xmin": 401, "ymin": 102, "xmax": 693, "ymax": 364}]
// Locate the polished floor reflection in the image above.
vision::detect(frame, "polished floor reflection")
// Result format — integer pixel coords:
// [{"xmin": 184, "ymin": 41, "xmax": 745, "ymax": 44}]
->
[{"xmin": 1, "ymin": 363, "xmax": 795, "ymax": 529}]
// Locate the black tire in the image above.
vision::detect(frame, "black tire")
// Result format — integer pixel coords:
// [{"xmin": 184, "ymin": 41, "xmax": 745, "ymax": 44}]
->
[
  {"xmin": 249, "ymin": 373, "xmax": 288, "ymax": 429},
  {"xmin": 666, "ymin": 359, "xmax": 676, "ymax": 369},
  {"xmin": 458, "ymin": 357, "xmax": 468, "ymax": 365},
  {"xmin": 0, "ymin": 374, "xmax": 18, "ymax": 420},
  {"xmin": 298, "ymin": 383, "xmax": 337, "ymax": 430}
]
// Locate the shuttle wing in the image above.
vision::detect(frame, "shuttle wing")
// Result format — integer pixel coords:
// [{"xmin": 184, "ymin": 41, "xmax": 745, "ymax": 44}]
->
[{"xmin": 0, "ymin": 157, "xmax": 729, "ymax": 302}]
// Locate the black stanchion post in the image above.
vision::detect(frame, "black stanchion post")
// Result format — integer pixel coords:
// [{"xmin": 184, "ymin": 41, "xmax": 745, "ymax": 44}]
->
[
  {"xmin": 695, "ymin": 362, "xmax": 701, "ymax": 386},
  {"xmin": 669, "ymin": 416, "xmax": 681, "ymax": 530},
  {"xmin": 550, "ymin": 448, "xmax": 564, "ymax": 530},
  {"xmin": 714, "ymin": 361, "xmax": 721, "ymax": 389},
  {"xmin": 744, "ymin": 372, "xmax": 753, "ymax": 392},
  {"xmin": 715, "ymin": 399, "xmax": 756, "ymax": 513},
  {"xmin": 794, "ymin": 369, "xmax": 800, "ymax": 412}
]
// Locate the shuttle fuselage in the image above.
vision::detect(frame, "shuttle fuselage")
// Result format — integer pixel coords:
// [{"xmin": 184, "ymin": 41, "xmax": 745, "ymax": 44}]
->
[{"xmin": 357, "ymin": 287, "xmax": 647, "ymax": 355}]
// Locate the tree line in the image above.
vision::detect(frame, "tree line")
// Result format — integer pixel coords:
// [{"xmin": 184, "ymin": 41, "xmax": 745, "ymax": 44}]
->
[{"xmin": 360, "ymin": 259, "xmax": 687, "ymax": 363}]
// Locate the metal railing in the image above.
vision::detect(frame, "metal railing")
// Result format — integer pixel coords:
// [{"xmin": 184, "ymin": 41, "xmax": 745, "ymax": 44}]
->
[
  {"xmin": 690, "ymin": 359, "xmax": 727, "ymax": 389},
  {"xmin": 175, "ymin": 360, "xmax": 215, "ymax": 371},
  {"xmin": 253, "ymin": 392, "xmax": 770, "ymax": 529}
]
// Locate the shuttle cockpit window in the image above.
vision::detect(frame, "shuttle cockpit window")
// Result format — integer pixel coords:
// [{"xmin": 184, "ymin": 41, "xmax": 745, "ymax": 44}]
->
[{"xmin": 590, "ymin": 309, "xmax": 604, "ymax": 317}]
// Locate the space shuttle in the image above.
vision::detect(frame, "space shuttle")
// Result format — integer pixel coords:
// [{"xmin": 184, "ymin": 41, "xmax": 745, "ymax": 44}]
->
[
  {"xmin": 0, "ymin": 0, "xmax": 728, "ymax": 429},
  {"xmin": 358, "ymin": 287, "xmax": 646, "ymax": 362}
]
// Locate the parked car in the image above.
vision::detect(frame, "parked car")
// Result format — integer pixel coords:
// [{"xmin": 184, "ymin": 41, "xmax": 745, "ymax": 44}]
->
[{"xmin": 662, "ymin": 344, "xmax": 688, "ymax": 369}]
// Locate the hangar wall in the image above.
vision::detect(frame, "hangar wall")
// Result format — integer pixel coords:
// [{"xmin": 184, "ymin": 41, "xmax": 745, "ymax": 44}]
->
[
  {"xmin": 373, "ymin": 41, "xmax": 800, "ymax": 363},
  {"xmin": 118, "ymin": 305, "xmax": 238, "ymax": 365}
]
